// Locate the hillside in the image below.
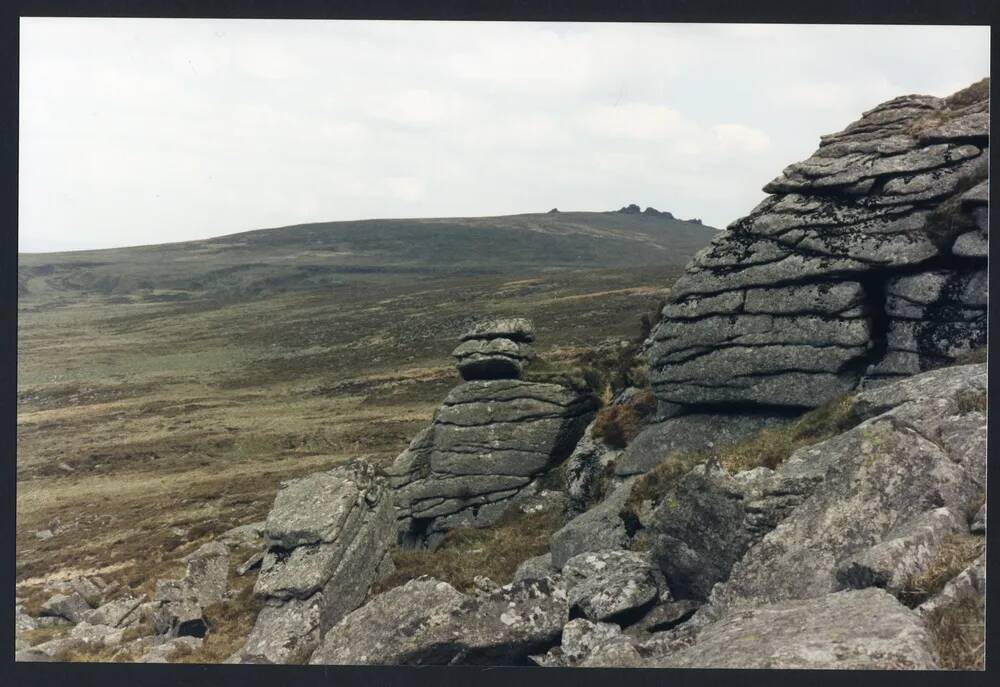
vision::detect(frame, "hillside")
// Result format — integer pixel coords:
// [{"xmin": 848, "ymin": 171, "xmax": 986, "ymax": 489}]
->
[{"xmin": 18, "ymin": 210, "xmax": 717, "ymax": 302}]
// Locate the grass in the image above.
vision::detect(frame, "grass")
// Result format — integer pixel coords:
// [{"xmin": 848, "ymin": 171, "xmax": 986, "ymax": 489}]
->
[
  {"xmin": 16, "ymin": 263, "xmax": 686, "ymax": 663},
  {"xmin": 899, "ymin": 535, "xmax": 985, "ymax": 609},
  {"xmin": 955, "ymin": 389, "xmax": 987, "ymax": 415},
  {"xmin": 925, "ymin": 595, "xmax": 985, "ymax": 670},
  {"xmin": 372, "ymin": 508, "xmax": 564, "ymax": 595},
  {"xmin": 591, "ymin": 389, "xmax": 657, "ymax": 449},
  {"xmin": 623, "ymin": 394, "xmax": 861, "ymax": 520},
  {"xmin": 953, "ymin": 346, "xmax": 987, "ymax": 366}
]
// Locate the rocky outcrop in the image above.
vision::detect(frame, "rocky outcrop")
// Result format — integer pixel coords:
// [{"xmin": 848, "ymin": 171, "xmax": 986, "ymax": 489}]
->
[
  {"xmin": 452, "ymin": 317, "xmax": 535, "ymax": 381},
  {"xmin": 309, "ymin": 576, "xmax": 568, "ymax": 665},
  {"xmin": 232, "ymin": 460, "xmax": 395, "ymax": 664},
  {"xmin": 388, "ymin": 319, "xmax": 598, "ymax": 548},
  {"xmin": 663, "ymin": 363, "xmax": 987, "ymax": 618},
  {"xmin": 648, "ymin": 81, "xmax": 988, "ymax": 419}
]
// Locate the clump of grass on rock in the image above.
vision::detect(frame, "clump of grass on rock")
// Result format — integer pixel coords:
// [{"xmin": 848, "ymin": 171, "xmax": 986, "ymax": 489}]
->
[
  {"xmin": 591, "ymin": 389, "xmax": 657, "ymax": 449},
  {"xmin": 374, "ymin": 507, "xmax": 563, "ymax": 594},
  {"xmin": 624, "ymin": 394, "xmax": 861, "ymax": 519}
]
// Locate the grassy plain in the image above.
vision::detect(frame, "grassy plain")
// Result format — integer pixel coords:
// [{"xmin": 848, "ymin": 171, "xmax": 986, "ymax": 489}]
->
[{"xmin": 16, "ymin": 264, "xmax": 684, "ymax": 633}]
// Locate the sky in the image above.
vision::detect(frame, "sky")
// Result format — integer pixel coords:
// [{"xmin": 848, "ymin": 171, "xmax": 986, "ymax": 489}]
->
[{"xmin": 19, "ymin": 19, "xmax": 990, "ymax": 253}]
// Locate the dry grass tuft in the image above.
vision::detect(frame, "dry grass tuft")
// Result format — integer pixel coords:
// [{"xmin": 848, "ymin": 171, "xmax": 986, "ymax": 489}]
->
[
  {"xmin": 591, "ymin": 389, "xmax": 656, "ymax": 449},
  {"xmin": 954, "ymin": 389, "xmax": 987, "ymax": 415},
  {"xmin": 373, "ymin": 508, "xmax": 563, "ymax": 595},
  {"xmin": 899, "ymin": 535, "xmax": 984, "ymax": 608},
  {"xmin": 624, "ymin": 394, "xmax": 861, "ymax": 519},
  {"xmin": 953, "ymin": 346, "xmax": 987, "ymax": 366},
  {"xmin": 944, "ymin": 77, "xmax": 990, "ymax": 109},
  {"xmin": 720, "ymin": 394, "xmax": 859, "ymax": 473},
  {"xmin": 925, "ymin": 594, "xmax": 985, "ymax": 670}
]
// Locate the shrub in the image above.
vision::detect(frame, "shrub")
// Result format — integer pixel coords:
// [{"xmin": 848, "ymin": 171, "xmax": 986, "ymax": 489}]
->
[{"xmin": 591, "ymin": 389, "xmax": 656, "ymax": 449}]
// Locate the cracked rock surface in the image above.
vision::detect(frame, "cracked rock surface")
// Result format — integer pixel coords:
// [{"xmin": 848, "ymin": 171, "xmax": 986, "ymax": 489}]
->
[{"xmin": 649, "ymin": 83, "xmax": 988, "ymax": 415}]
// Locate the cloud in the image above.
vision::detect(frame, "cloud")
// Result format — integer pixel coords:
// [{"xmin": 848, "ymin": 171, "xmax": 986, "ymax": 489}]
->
[{"xmin": 18, "ymin": 19, "xmax": 990, "ymax": 252}]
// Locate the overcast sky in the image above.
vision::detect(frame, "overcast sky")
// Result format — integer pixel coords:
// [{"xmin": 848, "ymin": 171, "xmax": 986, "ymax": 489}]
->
[{"xmin": 19, "ymin": 19, "xmax": 989, "ymax": 253}]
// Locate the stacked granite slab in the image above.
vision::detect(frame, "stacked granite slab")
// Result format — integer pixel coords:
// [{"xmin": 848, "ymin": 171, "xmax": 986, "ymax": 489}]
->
[
  {"xmin": 387, "ymin": 318, "xmax": 598, "ymax": 548},
  {"xmin": 232, "ymin": 460, "xmax": 396, "ymax": 664},
  {"xmin": 648, "ymin": 82, "xmax": 988, "ymax": 418}
]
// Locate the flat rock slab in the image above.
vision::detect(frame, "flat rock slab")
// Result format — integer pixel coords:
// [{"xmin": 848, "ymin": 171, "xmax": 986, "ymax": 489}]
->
[
  {"xmin": 616, "ymin": 412, "xmax": 787, "ymax": 477},
  {"xmin": 310, "ymin": 576, "xmax": 568, "ymax": 666},
  {"xmin": 656, "ymin": 589, "xmax": 938, "ymax": 669},
  {"xmin": 550, "ymin": 481, "xmax": 634, "ymax": 569}
]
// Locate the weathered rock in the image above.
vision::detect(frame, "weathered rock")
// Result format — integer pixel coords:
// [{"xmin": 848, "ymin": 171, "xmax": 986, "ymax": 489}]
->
[
  {"xmin": 390, "ymin": 378, "xmax": 597, "ymax": 547},
  {"xmin": 218, "ymin": 520, "xmax": 266, "ymax": 548},
  {"xmin": 512, "ymin": 553, "xmax": 556, "ymax": 583},
  {"xmin": 562, "ymin": 550, "xmax": 668, "ymax": 622},
  {"xmin": 550, "ymin": 481, "xmax": 634, "ymax": 569},
  {"xmin": 561, "ymin": 420, "xmax": 623, "ymax": 512},
  {"xmin": 453, "ymin": 337, "xmax": 535, "ymax": 380},
  {"xmin": 151, "ymin": 580, "xmax": 206, "ymax": 637},
  {"xmin": 83, "ymin": 593, "xmax": 145, "ymax": 629},
  {"xmin": 704, "ymin": 365, "xmax": 985, "ymax": 615},
  {"xmin": 616, "ymin": 412, "xmax": 788, "ymax": 476},
  {"xmin": 918, "ymin": 551, "xmax": 986, "ymax": 616},
  {"xmin": 237, "ymin": 551, "xmax": 264, "ymax": 576},
  {"xmin": 310, "ymin": 576, "xmax": 568, "ymax": 665},
  {"xmin": 234, "ymin": 460, "xmax": 396, "ymax": 664},
  {"xmin": 182, "ymin": 541, "xmax": 229, "ymax": 607},
  {"xmin": 69, "ymin": 621, "xmax": 126, "ymax": 649},
  {"xmin": 648, "ymin": 81, "xmax": 988, "ymax": 415},
  {"xmin": 628, "ymin": 599, "xmax": 701, "ymax": 634},
  {"xmin": 137, "ymin": 636, "xmax": 203, "ymax": 663},
  {"xmin": 460, "ymin": 317, "xmax": 535, "ymax": 343},
  {"xmin": 655, "ymin": 589, "xmax": 939, "ymax": 669},
  {"xmin": 648, "ymin": 464, "xmax": 819, "ymax": 600},
  {"xmin": 40, "ymin": 592, "xmax": 91, "ymax": 624},
  {"xmin": 532, "ymin": 618, "xmax": 638, "ymax": 668},
  {"xmin": 970, "ymin": 502, "xmax": 986, "ymax": 534}
]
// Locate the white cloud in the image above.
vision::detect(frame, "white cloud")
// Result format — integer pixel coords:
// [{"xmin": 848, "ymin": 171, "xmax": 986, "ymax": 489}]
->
[{"xmin": 18, "ymin": 19, "xmax": 990, "ymax": 252}]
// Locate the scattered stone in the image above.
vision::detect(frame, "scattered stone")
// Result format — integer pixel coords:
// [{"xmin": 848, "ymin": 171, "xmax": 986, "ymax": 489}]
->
[
  {"xmin": 561, "ymin": 420, "xmax": 624, "ymax": 513},
  {"xmin": 151, "ymin": 581, "xmax": 205, "ymax": 638},
  {"xmin": 69, "ymin": 621, "xmax": 126, "ymax": 649},
  {"xmin": 137, "ymin": 636, "xmax": 203, "ymax": 663},
  {"xmin": 35, "ymin": 529, "xmax": 54, "ymax": 541},
  {"xmin": 219, "ymin": 520, "xmax": 266, "ymax": 548},
  {"xmin": 628, "ymin": 599, "xmax": 701, "ymax": 634},
  {"xmin": 918, "ymin": 551, "xmax": 986, "ymax": 616},
  {"xmin": 237, "ymin": 551, "xmax": 265, "ymax": 576},
  {"xmin": 181, "ymin": 541, "xmax": 229, "ymax": 607},
  {"xmin": 83, "ymin": 593, "xmax": 145, "ymax": 628},
  {"xmin": 40, "ymin": 592, "xmax": 91, "ymax": 624},
  {"xmin": 532, "ymin": 618, "xmax": 637, "ymax": 667}
]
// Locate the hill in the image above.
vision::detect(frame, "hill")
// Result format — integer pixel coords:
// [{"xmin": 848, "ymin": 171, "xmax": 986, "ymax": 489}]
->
[{"xmin": 18, "ymin": 211, "xmax": 718, "ymax": 302}]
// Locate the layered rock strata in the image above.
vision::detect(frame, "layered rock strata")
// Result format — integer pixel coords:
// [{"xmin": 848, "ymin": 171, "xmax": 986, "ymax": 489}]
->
[
  {"xmin": 232, "ymin": 460, "xmax": 395, "ymax": 664},
  {"xmin": 388, "ymin": 319, "xmax": 598, "ymax": 548},
  {"xmin": 649, "ymin": 82, "xmax": 988, "ymax": 418}
]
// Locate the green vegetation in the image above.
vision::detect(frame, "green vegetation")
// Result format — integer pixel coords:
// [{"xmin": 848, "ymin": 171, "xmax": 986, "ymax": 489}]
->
[
  {"xmin": 624, "ymin": 394, "xmax": 861, "ymax": 519},
  {"xmin": 373, "ymin": 508, "xmax": 563, "ymax": 595},
  {"xmin": 954, "ymin": 345, "xmax": 987, "ymax": 365}
]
